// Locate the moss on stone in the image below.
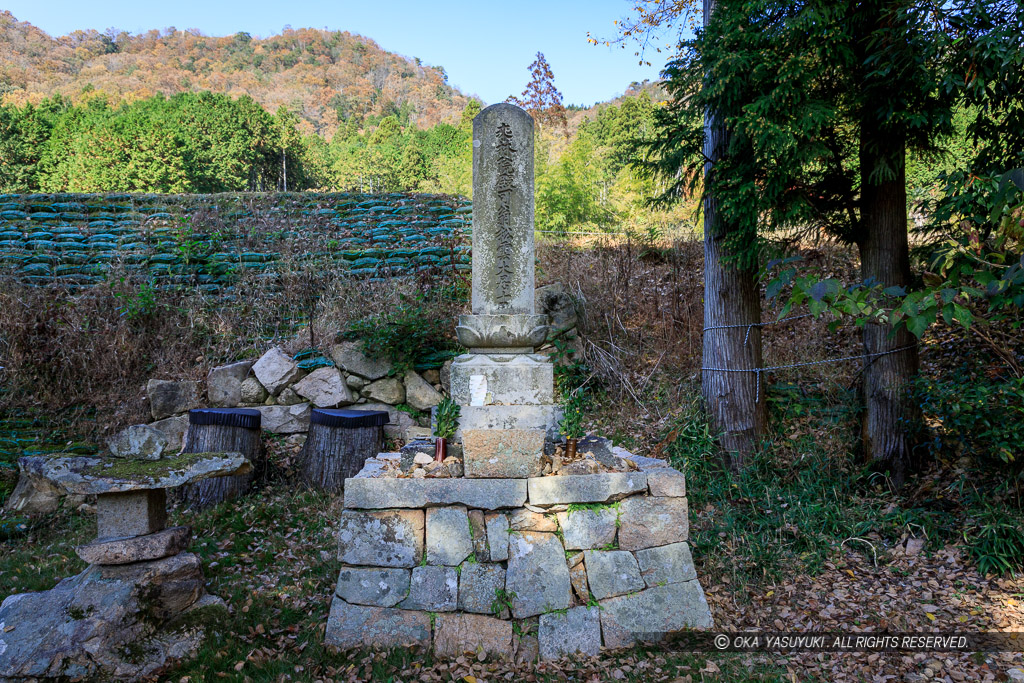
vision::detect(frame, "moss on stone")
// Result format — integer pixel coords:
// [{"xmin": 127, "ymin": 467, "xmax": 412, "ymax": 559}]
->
[{"xmin": 85, "ymin": 452, "xmax": 235, "ymax": 481}]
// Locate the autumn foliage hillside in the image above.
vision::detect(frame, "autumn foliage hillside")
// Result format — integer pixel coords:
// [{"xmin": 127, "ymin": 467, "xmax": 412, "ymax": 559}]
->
[{"xmin": 0, "ymin": 11, "xmax": 469, "ymax": 135}]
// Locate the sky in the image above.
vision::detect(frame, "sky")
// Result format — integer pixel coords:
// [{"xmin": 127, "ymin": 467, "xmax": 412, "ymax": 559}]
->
[{"xmin": 5, "ymin": 1, "xmax": 687, "ymax": 106}]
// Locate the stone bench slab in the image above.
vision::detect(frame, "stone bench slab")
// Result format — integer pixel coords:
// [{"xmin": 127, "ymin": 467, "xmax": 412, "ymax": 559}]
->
[{"xmin": 18, "ymin": 452, "xmax": 252, "ymax": 495}]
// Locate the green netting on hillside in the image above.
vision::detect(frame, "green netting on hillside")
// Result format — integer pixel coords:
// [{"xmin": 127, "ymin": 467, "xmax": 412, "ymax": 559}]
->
[{"xmin": 0, "ymin": 192, "xmax": 473, "ymax": 289}]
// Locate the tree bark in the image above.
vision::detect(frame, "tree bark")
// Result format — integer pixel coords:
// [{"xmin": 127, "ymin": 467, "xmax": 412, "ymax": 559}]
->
[
  {"xmin": 858, "ymin": 122, "xmax": 921, "ymax": 486},
  {"xmin": 298, "ymin": 422, "xmax": 383, "ymax": 492},
  {"xmin": 179, "ymin": 423, "xmax": 263, "ymax": 509},
  {"xmin": 701, "ymin": 0, "xmax": 766, "ymax": 468}
]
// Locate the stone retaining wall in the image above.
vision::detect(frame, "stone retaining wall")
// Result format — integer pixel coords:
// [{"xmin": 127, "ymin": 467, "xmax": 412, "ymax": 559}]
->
[{"xmin": 326, "ymin": 453, "xmax": 712, "ymax": 661}]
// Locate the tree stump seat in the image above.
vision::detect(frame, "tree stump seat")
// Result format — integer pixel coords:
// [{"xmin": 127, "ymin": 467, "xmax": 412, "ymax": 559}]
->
[
  {"xmin": 180, "ymin": 408, "xmax": 263, "ymax": 509},
  {"xmin": 299, "ymin": 408, "xmax": 389, "ymax": 492}
]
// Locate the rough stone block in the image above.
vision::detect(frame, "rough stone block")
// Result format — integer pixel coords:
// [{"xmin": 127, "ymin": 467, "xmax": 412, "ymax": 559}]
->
[
  {"xmin": 457, "ymin": 563, "xmax": 506, "ymax": 615},
  {"xmin": 454, "ymin": 405, "xmax": 562, "ymax": 442},
  {"xmin": 343, "ymin": 478, "xmax": 527, "ymax": 510},
  {"xmin": 634, "ymin": 542, "xmax": 697, "ymax": 587},
  {"xmin": 252, "ymin": 347, "xmax": 302, "ymax": 396},
  {"xmin": 148, "ymin": 415, "xmax": 188, "ymax": 452},
  {"xmin": 527, "ymin": 473, "xmax": 647, "ymax": 506},
  {"xmin": 239, "ymin": 377, "xmax": 269, "ymax": 404},
  {"xmin": 293, "ymin": 367, "xmax": 354, "ymax": 408},
  {"xmin": 617, "ymin": 497, "xmax": 688, "ymax": 551},
  {"xmin": 207, "ymin": 360, "xmax": 252, "ymax": 407},
  {"xmin": 330, "ymin": 342, "xmax": 392, "ymax": 380},
  {"xmin": 598, "ymin": 581, "xmax": 713, "ymax": 648},
  {"xmin": 399, "ymin": 565, "xmax": 458, "ymax": 611},
  {"xmin": 450, "ymin": 354, "xmax": 554, "ymax": 405},
  {"xmin": 539, "ymin": 606, "xmax": 601, "ymax": 660},
  {"xmin": 506, "ymin": 531, "xmax": 571, "ymax": 618},
  {"xmin": 468, "ymin": 509, "xmax": 489, "ymax": 561},
  {"xmin": 257, "ymin": 404, "xmax": 311, "ymax": 434},
  {"xmin": 569, "ymin": 560, "xmax": 590, "ymax": 603},
  {"xmin": 557, "ymin": 507, "xmax": 618, "ymax": 550},
  {"xmin": 426, "ymin": 506, "xmax": 474, "ymax": 566},
  {"xmin": 485, "ymin": 512, "xmax": 510, "ymax": 561},
  {"xmin": 647, "ymin": 469, "xmax": 687, "ymax": 497},
  {"xmin": 363, "ymin": 377, "xmax": 405, "ymax": 404},
  {"xmin": 75, "ymin": 525, "xmax": 189, "ymax": 565},
  {"xmin": 334, "ymin": 567, "xmax": 410, "ymax": 608},
  {"xmin": 107, "ymin": 425, "xmax": 167, "ymax": 460},
  {"xmin": 463, "ymin": 429, "xmax": 545, "ymax": 478},
  {"xmin": 96, "ymin": 489, "xmax": 167, "ymax": 540},
  {"xmin": 404, "ymin": 371, "xmax": 443, "ymax": 411},
  {"xmin": 336, "ymin": 509, "xmax": 424, "ymax": 568},
  {"xmin": 584, "ymin": 550, "xmax": 645, "ymax": 600},
  {"xmin": 434, "ymin": 613, "xmax": 513, "ymax": 659},
  {"xmin": 147, "ymin": 379, "xmax": 201, "ymax": 420},
  {"xmin": 325, "ymin": 597, "xmax": 431, "ymax": 650},
  {"xmin": 508, "ymin": 508, "xmax": 558, "ymax": 532}
]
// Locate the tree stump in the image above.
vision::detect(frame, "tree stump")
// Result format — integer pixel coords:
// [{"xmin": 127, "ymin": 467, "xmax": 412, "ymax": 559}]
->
[
  {"xmin": 299, "ymin": 409, "xmax": 389, "ymax": 492},
  {"xmin": 179, "ymin": 408, "xmax": 263, "ymax": 510}
]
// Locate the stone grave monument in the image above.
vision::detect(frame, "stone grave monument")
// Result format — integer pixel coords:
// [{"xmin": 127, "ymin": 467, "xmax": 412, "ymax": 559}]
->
[
  {"xmin": 0, "ymin": 451, "xmax": 250, "ymax": 680},
  {"xmin": 325, "ymin": 103, "xmax": 712, "ymax": 661}
]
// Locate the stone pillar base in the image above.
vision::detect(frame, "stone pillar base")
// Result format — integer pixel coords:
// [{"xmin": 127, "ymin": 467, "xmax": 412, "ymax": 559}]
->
[{"xmin": 450, "ymin": 353, "xmax": 554, "ymax": 406}]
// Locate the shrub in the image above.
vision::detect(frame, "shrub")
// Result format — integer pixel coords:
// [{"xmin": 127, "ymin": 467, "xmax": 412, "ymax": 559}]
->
[{"xmin": 343, "ymin": 301, "xmax": 458, "ymax": 375}]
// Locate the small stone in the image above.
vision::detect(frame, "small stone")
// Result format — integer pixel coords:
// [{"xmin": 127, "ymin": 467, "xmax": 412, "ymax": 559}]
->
[
  {"xmin": 625, "ymin": 454, "xmax": 669, "ymax": 471},
  {"xmin": 527, "ymin": 472, "xmax": 647, "ymax": 506},
  {"xmin": 426, "ymin": 506, "xmax": 473, "ymax": 566},
  {"xmin": 634, "ymin": 542, "xmax": 696, "ymax": 587},
  {"xmin": 345, "ymin": 374, "xmax": 367, "ymax": 389},
  {"xmin": 413, "ymin": 453, "xmax": 433, "ymax": 466},
  {"xmin": 539, "ymin": 606, "xmax": 601, "ymax": 660},
  {"xmin": 256, "ymin": 404, "xmax": 311, "ymax": 434},
  {"xmin": 485, "ymin": 512, "xmax": 509, "ymax": 561},
  {"xmin": 457, "ymin": 563, "xmax": 506, "ymax": 614},
  {"xmin": 598, "ymin": 581, "xmax": 713, "ymax": 648},
  {"xmin": 584, "ymin": 550, "xmax": 644, "ymax": 599},
  {"xmin": 334, "ymin": 567, "xmax": 410, "ymax": 608},
  {"xmin": 362, "ymin": 377, "xmax": 406, "ymax": 404},
  {"xmin": 404, "ymin": 371, "xmax": 443, "ymax": 411},
  {"xmin": 468, "ymin": 509, "xmax": 489, "ymax": 561},
  {"xmin": 557, "ymin": 507, "xmax": 618, "ymax": 550},
  {"xmin": 433, "ymin": 613, "xmax": 513, "ymax": 659},
  {"xmin": 330, "ymin": 342, "xmax": 393, "ymax": 380},
  {"xmin": 96, "ymin": 489, "xmax": 167, "ymax": 540},
  {"xmin": 239, "ymin": 376, "xmax": 269, "ymax": 404},
  {"xmin": 574, "ymin": 436, "xmax": 628, "ymax": 470},
  {"xmin": 75, "ymin": 526, "xmax": 190, "ymax": 565},
  {"xmin": 412, "ymin": 468, "xmax": 426, "ymax": 478},
  {"xmin": 506, "ymin": 531, "xmax": 571, "ymax": 618},
  {"xmin": 148, "ymin": 415, "xmax": 188, "ymax": 452},
  {"xmin": 567, "ymin": 551, "xmax": 584, "ymax": 568},
  {"xmin": 508, "ymin": 508, "xmax": 558, "ymax": 532},
  {"xmin": 463, "ymin": 429, "xmax": 544, "ymax": 478},
  {"xmin": 337, "ymin": 509, "xmax": 424, "ymax": 568},
  {"xmin": 325, "ymin": 597, "xmax": 431, "ymax": 650},
  {"xmin": 1007, "ymin": 668, "xmax": 1024, "ymax": 683},
  {"xmin": 515, "ymin": 629, "xmax": 540, "ymax": 665},
  {"xmin": 276, "ymin": 387, "xmax": 304, "ymax": 406},
  {"xmin": 617, "ymin": 497, "xmax": 689, "ymax": 551},
  {"xmin": 146, "ymin": 379, "xmax": 201, "ymax": 420},
  {"xmin": 422, "ymin": 368, "xmax": 441, "ymax": 384},
  {"xmin": 252, "ymin": 347, "xmax": 302, "ymax": 396},
  {"xmin": 107, "ymin": 424, "xmax": 168, "ymax": 460},
  {"xmin": 344, "ymin": 478, "xmax": 528, "ymax": 510},
  {"xmin": 647, "ymin": 469, "xmax": 687, "ymax": 497},
  {"xmin": 293, "ymin": 367, "xmax": 354, "ymax": 407},
  {"xmin": 207, "ymin": 360, "xmax": 252, "ymax": 407},
  {"xmin": 399, "ymin": 565, "xmax": 458, "ymax": 611},
  {"xmin": 569, "ymin": 561, "xmax": 590, "ymax": 604}
]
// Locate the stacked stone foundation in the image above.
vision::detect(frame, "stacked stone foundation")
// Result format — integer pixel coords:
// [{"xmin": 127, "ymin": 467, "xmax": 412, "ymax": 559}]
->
[{"xmin": 327, "ymin": 455, "xmax": 712, "ymax": 661}]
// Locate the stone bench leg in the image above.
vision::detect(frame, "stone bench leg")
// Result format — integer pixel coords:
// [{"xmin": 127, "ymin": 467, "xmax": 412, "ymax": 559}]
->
[{"xmin": 97, "ymin": 489, "xmax": 167, "ymax": 540}]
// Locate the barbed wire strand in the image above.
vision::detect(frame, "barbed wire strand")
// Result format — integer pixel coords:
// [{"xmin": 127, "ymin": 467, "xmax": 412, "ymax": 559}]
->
[{"xmin": 702, "ymin": 343, "xmax": 919, "ymax": 402}]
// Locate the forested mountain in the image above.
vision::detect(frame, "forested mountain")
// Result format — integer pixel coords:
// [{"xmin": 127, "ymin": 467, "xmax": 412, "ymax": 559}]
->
[{"xmin": 0, "ymin": 11, "xmax": 469, "ymax": 136}]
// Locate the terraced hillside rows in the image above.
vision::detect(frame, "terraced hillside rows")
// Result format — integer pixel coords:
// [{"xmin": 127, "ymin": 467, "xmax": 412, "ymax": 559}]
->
[{"xmin": 0, "ymin": 192, "xmax": 472, "ymax": 290}]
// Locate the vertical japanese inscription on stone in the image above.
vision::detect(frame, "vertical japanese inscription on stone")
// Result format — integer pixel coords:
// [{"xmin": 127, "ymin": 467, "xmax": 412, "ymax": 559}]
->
[
  {"xmin": 493, "ymin": 122, "xmax": 516, "ymax": 308},
  {"xmin": 471, "ymin": 103, "xmax": 535, "ymax": 316}
]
